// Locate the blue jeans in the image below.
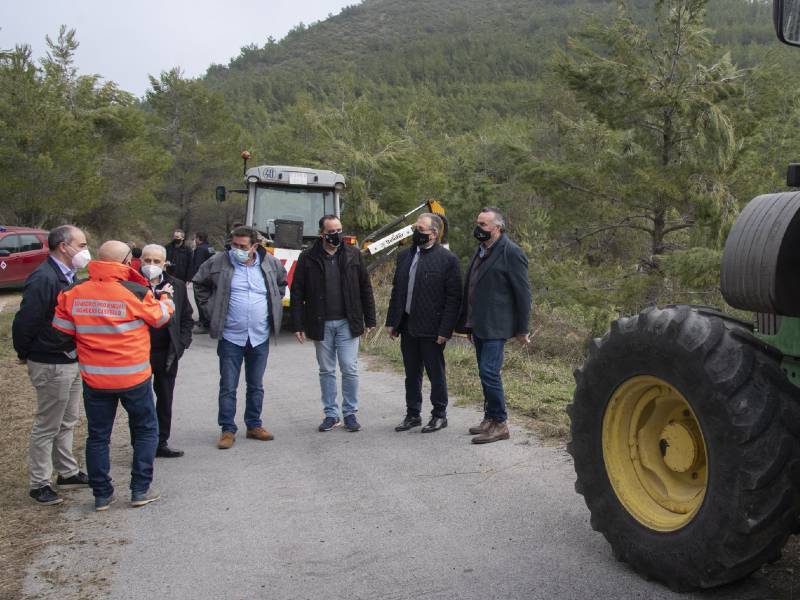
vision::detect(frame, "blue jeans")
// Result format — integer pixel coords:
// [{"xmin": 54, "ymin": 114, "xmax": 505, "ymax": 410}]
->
[
  {"xmin": 217, "ymin": 337, "xmax": 269, "ymax": 433},
  {"xmin": 474, "ymin": 337, "xmax": 507, "ymax": 422},
  {"xmin": 83, "ymin": 380, "xmax": 158, "ymax": 498},
  {"xmin": 313, "ymin": 319, "xmax": 360, "ymax": 418}
]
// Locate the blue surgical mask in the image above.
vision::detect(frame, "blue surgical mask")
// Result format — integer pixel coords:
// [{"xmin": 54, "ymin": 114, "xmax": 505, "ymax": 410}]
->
[{"xmin": 231, "ymin": 248, "xmax": 250, "ymax": 264}]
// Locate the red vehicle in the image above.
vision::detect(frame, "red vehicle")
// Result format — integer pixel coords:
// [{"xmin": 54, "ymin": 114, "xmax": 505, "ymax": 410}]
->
[{"xmin": 0, "ymin": 226, "xmax": 49, "ymax": 289}]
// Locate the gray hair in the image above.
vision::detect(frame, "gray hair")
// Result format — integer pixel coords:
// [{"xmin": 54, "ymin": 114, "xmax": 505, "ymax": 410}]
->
[
  {"xmin": 418, "ymin": 213, "xmax": 444, "ymax": 235},
  {"xmin": 141, "ymin": 243, "xmax": 167, "ymax": 260},
  {"xmin": 480, "ymin": 206, "xmax": 506, "ymax": 231},
  {"xmin": 47, "ymin": 225, "xmax": 78, "ymax": 251}
]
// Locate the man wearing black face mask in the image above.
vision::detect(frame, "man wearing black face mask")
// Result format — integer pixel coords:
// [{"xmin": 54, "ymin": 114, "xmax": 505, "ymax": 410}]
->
[
  {"xmin": 165, "ymin": 229, "xmax": 192, "ymax": 282},
  {"xmin": 456, "ymin": 206, "xmax": 531, "ymax": 444},
  {"xmin": 386, "ymin": 213, "xmax": 462, "ymax": 433},
  {"xmin": 290, "ymin": 215, "xmax": 376, "ymax": 433}
]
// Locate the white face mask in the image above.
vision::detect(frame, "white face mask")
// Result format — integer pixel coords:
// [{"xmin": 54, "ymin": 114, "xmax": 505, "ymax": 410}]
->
[
  {"xmin": 70, "ymin": 248, "xmax": 91, "ymax": 270},
  {"xmin": 142, "ymin": 264, "xmax": 163, "ymax": 280}
]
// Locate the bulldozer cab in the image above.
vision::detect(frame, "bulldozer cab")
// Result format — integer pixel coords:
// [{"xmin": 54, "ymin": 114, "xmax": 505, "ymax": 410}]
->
[{"xmin": 243, "ymin": 165, "xmax": 345, "ymax": 247}]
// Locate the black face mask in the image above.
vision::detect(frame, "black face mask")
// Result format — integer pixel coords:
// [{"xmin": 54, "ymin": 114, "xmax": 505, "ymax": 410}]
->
[
  {"xmin": 323, "ymin": 232, "xmax": 341, "ymax": 247},
  {"xmin": 473, "ymin": 226, "xmax": 492, "ymax": 242},
  {"xmin": 412, "ymin": 229, "xmax": 431, "ymax": 247}
]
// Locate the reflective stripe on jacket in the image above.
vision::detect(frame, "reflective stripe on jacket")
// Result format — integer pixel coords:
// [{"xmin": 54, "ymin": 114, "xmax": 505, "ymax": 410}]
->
[{"xmin": 52, "ymin": 260, "xmax": 174, "ymax": 391}]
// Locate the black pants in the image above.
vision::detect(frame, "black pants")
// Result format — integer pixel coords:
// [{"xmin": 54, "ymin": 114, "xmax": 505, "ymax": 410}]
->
[
  {"xmin": 193, "ymin": 286, "xmax": 210, "ymax": 327},
  {"xmin": 151, "ymin": 349, "xmax": 178, "ymax": 446},
  {"xmin": 400, "ymin": 325, "xmax": 448, "ymax": 419}
]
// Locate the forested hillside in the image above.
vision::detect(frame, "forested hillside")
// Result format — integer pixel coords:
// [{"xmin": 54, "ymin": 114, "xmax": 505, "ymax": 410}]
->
[{"xmin": 1, "ymin": 0, "xmax": 797, "ymax": 347}]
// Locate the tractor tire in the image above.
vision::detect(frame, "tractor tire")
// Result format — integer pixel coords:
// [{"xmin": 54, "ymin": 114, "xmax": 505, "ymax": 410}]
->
[{"xmin": 568, "ymin": 305, "xmax": 800, "ymax": 591}]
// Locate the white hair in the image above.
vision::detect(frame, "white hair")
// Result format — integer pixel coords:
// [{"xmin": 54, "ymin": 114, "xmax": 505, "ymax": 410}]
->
[{"xmin": 141, "ymin": 244, "xmax": 167, "ymax": 259}]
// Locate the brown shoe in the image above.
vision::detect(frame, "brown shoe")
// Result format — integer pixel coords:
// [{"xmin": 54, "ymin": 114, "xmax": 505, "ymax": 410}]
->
[
  {"xmin": 468, "ymin": 418, "xmax": 493, "ymax": 435},
  {"xmin": 246, "ymin": 427, "xmax": 274, "ymax": 441},
  {"xmin": 217, "ymin": 431, "xmax": 235, "ymax": 449},
  {"xmin": 471, "ymin": 420, "xmax": 510, "ymax": 444}
]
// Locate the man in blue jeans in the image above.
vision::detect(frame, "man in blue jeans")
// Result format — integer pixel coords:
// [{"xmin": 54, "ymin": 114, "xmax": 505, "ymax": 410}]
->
[
  {"xmin": 290, "ymin": 215, "xmax": 376, "ymax": 432},
  {"xmin": 456, "ymin": 207, "xmax": 532, "ymax": 444},
  {"xmin": 193, "ymin": 226, "xmax": 287, "ymax": 449}
]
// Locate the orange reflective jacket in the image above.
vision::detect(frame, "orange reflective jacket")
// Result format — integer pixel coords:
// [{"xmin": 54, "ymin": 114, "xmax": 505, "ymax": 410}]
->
[{"xmin": 52, "ymin": 261, "xmax": 175, "ymax": 391}]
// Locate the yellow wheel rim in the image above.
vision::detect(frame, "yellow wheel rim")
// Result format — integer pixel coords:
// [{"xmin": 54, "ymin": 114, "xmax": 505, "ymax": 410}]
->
[{"xmin": 602, "ymin": 375, "xmax": 707, "ymax": 532}]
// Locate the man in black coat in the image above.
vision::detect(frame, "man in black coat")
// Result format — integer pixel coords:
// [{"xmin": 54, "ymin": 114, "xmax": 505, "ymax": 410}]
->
[
  {"xmin": 12, "ymin": 225, "xmax": 91, "ymax": 505},
  {"xmin": 165, "ymin": 229, "xmax": 192, "ymax": 282},
  {"xmin": 290, "ymin": 215, "xmax": 376, "ymax": 433},
  {"xmin": 456, "ymin": 207, "xmax": 531, "ymax": 444},
  {"xmin": 140, "ymin": 244, "xmax": 193, "ymax": 457},
  {"xmin": 189, "ymin": 231, "xmax": 213, "ymax": 333},
  {"xmin": 385, "ymin": 213, "xmax": 462, "ymax": 433}
]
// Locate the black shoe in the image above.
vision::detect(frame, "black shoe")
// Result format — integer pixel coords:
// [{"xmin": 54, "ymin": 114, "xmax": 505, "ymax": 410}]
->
[
  {"xmin": 192, "ymin": 324, "xmax": 209, "ymax": 334},
  {"xmin": 56, "ymin": 471, "xmax": 89, "ymax": 488},
  {"xmin": 421, "ymin": 416, "xmax": 448, "ymax": 433},
  {"xmin": 30, "ymin": 485, "xmax": 64, "ymax": 505},
  {"xmin": 318, "ymin": 416, "xmax": 341, "ymax": 432},
  {"xmin": 343, "ymin": 414, "xmax": 361, "ymax": 432},
  {"xmin": 156, "ymin": 445, "xmax": 184, "ymax": 458},
  {"xmin": 395, "ymin": 416, "xmax": 422, "ymax": 432}
]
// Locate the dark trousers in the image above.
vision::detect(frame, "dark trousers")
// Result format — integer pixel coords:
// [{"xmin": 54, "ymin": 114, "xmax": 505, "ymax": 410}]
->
[
  {"xmin": 151, "ymin": 349, "xmax": 178, "ymax": 446},
  {"xmin": 474, "ymin": 337, "xmax": 507, "ymax": 422},
  {"xmin": 400, "ymin": 325, "xmax": 448, "ymax": 419},
  {"xmin": 193, "ymin": 286, "xmax": 210, "ymax": 327},
  {"xmin": 84, "ymin": 380, "xmax": 158, "ymax": 498}
]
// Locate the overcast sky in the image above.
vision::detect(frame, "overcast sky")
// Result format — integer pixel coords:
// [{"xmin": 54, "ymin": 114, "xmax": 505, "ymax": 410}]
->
[{"xmin": 1, "ymin": 0, "xmax": 357, "ymax": 97}]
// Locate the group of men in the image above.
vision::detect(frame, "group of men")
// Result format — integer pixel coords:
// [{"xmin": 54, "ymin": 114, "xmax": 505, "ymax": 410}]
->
[
  {"xmin": 11, "ymin": 206, "xmax": 530, "ymax": 511},
  {"xmin": 291, "ymin": 207, "xmax": 531, "ymax": 443}
]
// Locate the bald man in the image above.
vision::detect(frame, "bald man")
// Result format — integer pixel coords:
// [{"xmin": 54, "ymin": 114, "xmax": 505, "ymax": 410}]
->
[{"xmin": 53, "ymin": 240, "xmax": 175, "ymax": 511}]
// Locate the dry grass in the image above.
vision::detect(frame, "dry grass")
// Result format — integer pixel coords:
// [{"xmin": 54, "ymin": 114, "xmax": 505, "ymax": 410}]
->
[{"xmin": 0, "ymin": 310, "xmax": 88, "ymax": 600}]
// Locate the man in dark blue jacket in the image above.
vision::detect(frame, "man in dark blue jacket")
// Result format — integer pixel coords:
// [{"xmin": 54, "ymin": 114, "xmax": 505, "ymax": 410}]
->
[
  {"xmin": 386, "ymin": 213, "xmax": 462, "ymax": 433},
  {"xmin": 189, "ymin": 231, "xmax": 213, "ymax": 333},
  {"xmin": 456, "ymin": 207, "xmax": 532, "ymax": 444},
  {"xmin": 12, "ymin": 225, "xmax": 91, "ymax": 505}
]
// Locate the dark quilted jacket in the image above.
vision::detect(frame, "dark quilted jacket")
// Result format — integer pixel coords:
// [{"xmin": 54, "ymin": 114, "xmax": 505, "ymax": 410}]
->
[{"xmin": 385, "ymin": 243, "xmax": 462, "ymax": 339}]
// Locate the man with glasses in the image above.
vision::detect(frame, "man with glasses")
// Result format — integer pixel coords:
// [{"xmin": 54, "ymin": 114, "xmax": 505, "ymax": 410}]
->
[
  {"xmin": 193, "ymin": 226, "xmax": 287, "ymax": 449},
  {"xmin": 385, "ymin": 214, "xmax": 462, "ymax": 433},
  {"xmin": 13, "ymin": 225, "xmax": 91, "ymax": 505},
  {"xmin": 290, "ymin": 215, "xmax": 376, "ymax": 432}
]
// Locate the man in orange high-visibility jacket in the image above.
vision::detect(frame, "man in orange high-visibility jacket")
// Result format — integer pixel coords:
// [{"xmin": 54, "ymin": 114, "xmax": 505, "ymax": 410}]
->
[{"xmin": 52, "ymin": 240, "xmax": 175, "ymax": 511}]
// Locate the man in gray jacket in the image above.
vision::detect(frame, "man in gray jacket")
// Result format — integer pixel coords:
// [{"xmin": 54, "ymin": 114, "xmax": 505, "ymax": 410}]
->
[
  {"xmin": 193, "ymin": 226, "xmax": 287, "ymax": 449},
  {"xmin": 456, "ymin": 207, "xmax": 531, "ymax": 444}
]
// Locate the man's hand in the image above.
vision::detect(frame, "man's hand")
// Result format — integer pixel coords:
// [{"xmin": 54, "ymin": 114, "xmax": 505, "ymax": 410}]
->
[
  {"xmin": 161, "ymin": 283, "xmax": 175, "ymax": 297},
  {"xmin": 436, "ymin": 336, "xmax": 447, "ymax": 345},
  {"xmin": 386, "ymin": 326, "xmax": 399, "ymax": 339},
  {"xmin": 516, "ymin": 333, "xmax": 530, "ymax": 345},
  {"xmin": 366, "ymin": 327, "xmax": 375, "ymax": 334},
  {"xmin": 17, "ymin": 358, "xmax": 27, "ymax": 365},
  {"xmin": 295, "ymin": 331, "xmax": 306, "ymax": 344}
]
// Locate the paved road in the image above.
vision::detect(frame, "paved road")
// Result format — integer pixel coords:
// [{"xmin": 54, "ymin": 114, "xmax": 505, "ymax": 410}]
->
[{"xmin": 22, "ymin": 332, "xmax": 793, "ymax": 600}]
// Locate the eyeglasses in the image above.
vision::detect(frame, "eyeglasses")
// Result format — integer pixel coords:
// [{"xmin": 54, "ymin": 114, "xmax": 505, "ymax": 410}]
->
[{"xmin": 122, "ymin": 250, "xmax": 132, "ymax": 266}]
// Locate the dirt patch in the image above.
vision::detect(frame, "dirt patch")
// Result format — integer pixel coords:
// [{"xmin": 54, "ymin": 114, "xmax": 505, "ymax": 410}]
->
[
  {"xmin": 0, "ymin": 311, "xmax": 81, "ymax": 600},
  {"xmin": 0, "ymin": 310, "xmax": 129, "ymax": 600}
]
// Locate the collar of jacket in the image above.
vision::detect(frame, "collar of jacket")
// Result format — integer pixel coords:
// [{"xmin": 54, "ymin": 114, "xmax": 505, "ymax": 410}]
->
[
  {"xmin": 309, "ymin": 238, "xmax": 353, "ymax": 264},
  {"xmin": 87, "ymin": 260, "xmax": 150, "ymax": 286}
]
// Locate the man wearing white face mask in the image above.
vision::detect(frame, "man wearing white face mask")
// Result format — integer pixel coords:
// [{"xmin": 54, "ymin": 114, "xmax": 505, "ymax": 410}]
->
[
  {"xmin": 13, "ymin": 225, "xmax": 91, "ymax": 505},
  {"xmin": 140, "ymin": 244, "xmax": 193, "ymax": 457}
]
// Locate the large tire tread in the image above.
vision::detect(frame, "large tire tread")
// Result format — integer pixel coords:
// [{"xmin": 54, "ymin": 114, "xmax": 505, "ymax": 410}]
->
[{"xmin": 569, "ymin": 305, "xmax": 800, "ymax": 591}]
